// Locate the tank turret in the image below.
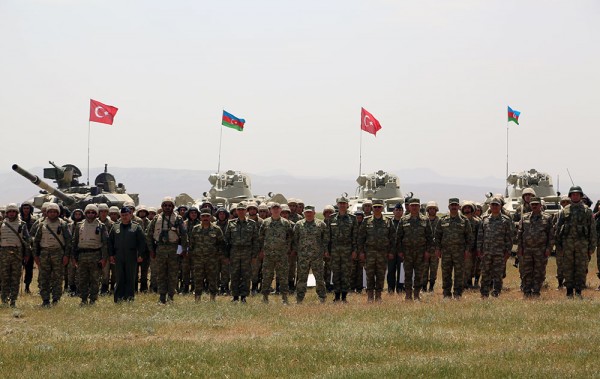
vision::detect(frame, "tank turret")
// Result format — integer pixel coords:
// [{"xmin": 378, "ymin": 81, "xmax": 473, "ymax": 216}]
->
[
  {"xmin": 349, "ymin": 170, "xmax": 405, "ymax": 214},
  {"xmin": 12, "ymin": 164, "xmax": 75, "ymax": 206}
]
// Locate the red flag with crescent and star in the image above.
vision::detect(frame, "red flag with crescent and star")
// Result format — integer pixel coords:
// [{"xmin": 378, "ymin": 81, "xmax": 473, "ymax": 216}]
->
[
  {"xmin": 361, "ymin": 107, "xmax": 382, "ymax": 136},
  {"xmin": 89, "ymin": 99, "xmax": 119, "ymax": 125}
]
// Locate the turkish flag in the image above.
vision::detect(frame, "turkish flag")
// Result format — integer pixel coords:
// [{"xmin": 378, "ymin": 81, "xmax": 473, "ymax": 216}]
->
[
  {"xmin": 89, "ymin": 99, "xmax": 119, "ymax": 125},
  {"xmin": 361, "ymin": 107, "xmax": 382, "ymax": 136}
]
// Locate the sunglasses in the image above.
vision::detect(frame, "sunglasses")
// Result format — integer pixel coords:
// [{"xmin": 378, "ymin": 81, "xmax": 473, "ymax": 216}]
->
[
  {"xmin": 373, "ymin": 205, "xmax": 384, "ymax": 209},
  {"xmin": 85, "ymin": 211, "xmax": 97, "ymax": 215}
]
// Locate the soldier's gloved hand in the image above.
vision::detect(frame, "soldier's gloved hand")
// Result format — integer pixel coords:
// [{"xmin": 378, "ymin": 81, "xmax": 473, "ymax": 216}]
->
[
  {"xmin": 150, "ymin": 251, "xmax": 156, "ymax": 260},
  {"xmin": 137, "ymin": 256, "xmax": 143, "ymax": 263},
  {"xmin": 23, "ymin": 256, "xmax": 30, "ymax": 265},
  {"xmin": 100, "ymin": 259, "xmax": 107, "ymax": 269},
  {"xmin": 351, "ymin": 251, "xmax": 357, "ymax": 260},
  {"xmin": 110, "ymin": 256, "xmax": 116, "ymax": 265},
  {"xmin": 258, "ymin": 251, "xmax": 265, "ymax": 260},
  {"xmin": 435, "ymin": 249, "xmax": 442, "ymax": 259},
  {"xmin": 62, "ymin": 256, "xmax": 69, "ymax": 266},
  {"xmin": 34, "ymin": 256, "xmax": 41, "ymax": 268}
]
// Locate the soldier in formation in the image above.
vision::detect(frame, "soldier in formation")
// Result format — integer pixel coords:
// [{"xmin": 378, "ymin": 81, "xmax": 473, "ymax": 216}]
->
[
  {"xmin": 422, "ymin": 201, "xmax": 440, "ymax": 292},
  {"xmin": 328, "ymin": 197, "xmax": 357, "ymax": 302},
  {"xmin": 0, "ymin": 204, "xmax": 31, "ymax": 307}
]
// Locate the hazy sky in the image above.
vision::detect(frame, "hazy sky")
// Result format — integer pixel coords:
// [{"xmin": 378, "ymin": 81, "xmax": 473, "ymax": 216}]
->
[{"xmin": 1, "ymin": 1, "xmax": 599, "ymax": 186}]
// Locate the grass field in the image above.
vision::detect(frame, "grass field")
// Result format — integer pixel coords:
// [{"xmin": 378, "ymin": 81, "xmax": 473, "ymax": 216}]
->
[{"xmin": 1, "ymin": 257, "xmax": 600, "ymax": 378}]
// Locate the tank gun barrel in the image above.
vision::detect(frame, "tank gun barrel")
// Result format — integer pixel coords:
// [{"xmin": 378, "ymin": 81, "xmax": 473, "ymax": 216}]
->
[{"xmin": 12, "ymin": 164, "xmax": 74, "ymax": 205}]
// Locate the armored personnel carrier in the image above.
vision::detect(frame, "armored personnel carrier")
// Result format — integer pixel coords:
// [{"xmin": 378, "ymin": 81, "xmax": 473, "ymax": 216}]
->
[
  {"xmin": 13, "ymin": 162, "xmax": 139, "ymax": 211},
  {"xmin": 348, "ymin": 170, "xmax": 404, "ymax": 214},
  {"xmin": 483, "ymin": 168, "xmax": 560, "ymax": 215},
  {"xmin": 175, "ymin": 169, "xmax": 286, "ymax": 209}
]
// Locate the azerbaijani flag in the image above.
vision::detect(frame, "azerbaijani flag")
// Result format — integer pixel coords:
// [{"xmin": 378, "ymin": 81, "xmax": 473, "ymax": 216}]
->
[
  {"xmin": 508, "ymin": 106, "xmax": 520, "ymax": 125},
  {"xmin": 222, "ymin": 110, "xmax": 245, "ymax": 131}
]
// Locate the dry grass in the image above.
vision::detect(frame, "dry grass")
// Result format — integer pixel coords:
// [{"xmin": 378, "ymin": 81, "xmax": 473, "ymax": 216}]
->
[{"xmin": 1, "ymin": 257, "xmax": 600, "ymax": 378}]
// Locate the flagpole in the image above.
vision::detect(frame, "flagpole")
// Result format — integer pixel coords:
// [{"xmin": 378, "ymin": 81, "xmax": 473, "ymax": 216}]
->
[
  {"xmin": 505, "ymin": 120, "xmax": 509, "ymax": 197},
  {"xmin": 217, "ymin": 123, "xmax": 223, "ymax": 174},
  {"xmin": 359, "ymin": 125, "xmax": 363, "ymax": 176},
  {"xmin": 87, "ymin": 120, "xmax": 91, "ymax": 185}
]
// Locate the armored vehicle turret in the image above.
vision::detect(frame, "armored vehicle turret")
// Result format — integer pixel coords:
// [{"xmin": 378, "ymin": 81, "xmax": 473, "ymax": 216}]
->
[
  {"xmin": 13, "ymin": 162, "xmax": 139, "ymax": 211},
  {"xmin": 348, "ymin": 170, "xmax": 404, "ymax": 214}
]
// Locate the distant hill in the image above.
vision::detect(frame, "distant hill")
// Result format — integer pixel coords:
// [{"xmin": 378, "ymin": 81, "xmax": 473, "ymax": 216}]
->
[{"xmin": 1, "ymin": 166, "xmax": 511, "ymax": 209}]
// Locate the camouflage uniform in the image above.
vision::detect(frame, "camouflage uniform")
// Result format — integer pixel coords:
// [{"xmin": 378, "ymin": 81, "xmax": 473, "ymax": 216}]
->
[
  {"xmin": 99, "ymin": 216, "xmax": 116, "ymax": 293},
  {"xmin": 435, "ymin": 212, "xmax": 472, "ymax": 298},
  {"xmin": 477, "ymin": 212, "xmax": 513, "ymax": 297},
  {"xmin": 463, "ymin": 214, "xmax": 481, "ymax": 288},
  {"xmin": 250, "ymin": 216, "xmax": 264, "ymax": 294},
  {"xmin": 398, "ymin": 213, "xmax": 433, "ymax": 300},
  {"xmin": 0, "ymin": 213, "xmax": 31, "ymax": 305},
  {"xmin": 293, "ymin": 218, "xmax": 329, "ymax": 302},
  {"xmin": 72, "ymin": 216, "xmax": 108, "ymax": 304},
  {"xmin": 357, "ymin": 215, "xmax": 394, "ymax": 301},
  {"xmin": 517, "ymin": 209, "xmax": 554, "ymax": 295},
  {"xmin": 555, "ymin": 201, "xmax": 597, "ymax": 295},
  {"xmin": 188, "ymin": 223, "xmax": 224, "ymax": 299},
  {"xmin": 387, "ymin": 217, "xmax": 403, "ymax": 293},
  {"xmin": 34, "ymin": 217, "xmax": 72, "ymax": 304},
  {"xmin": 146, "ymin": 212, "xmax": 188, "ymax": 301},
  {"xmin": 328, "ymin": 212, "xmax": 357, "ymax": 299},
  {"xmin": 350, "ymin": 215, "xmax": 365, "ymax": 293},
  {"xmin": 19, "ymin": 204, "xmax": 37, "ymax": 294},
  {"xmin": 259, "ymin": 217, "xmax": 293, "ymax": 302},
  {"xmin": 224, "ymin": 217, "xmax": 259, "ymax": 299},
  {"xmin": 181, "ymin": 218, "xmax": 200, "ymax": 294},
  {"xmin": 422, "ymin": 215, "xmax": 440, "ymax": 291},
  {"xmin": 216, "ymin": 217, "xmax": 231, "ymax": 294}
]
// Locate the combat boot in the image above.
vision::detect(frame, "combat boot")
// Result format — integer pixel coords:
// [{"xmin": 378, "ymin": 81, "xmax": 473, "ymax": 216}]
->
[
  {"xmin": 397, "ymin": 283, "xmax": 405, "ymax": 293},
  {"xmin": 429, "ymin": 280, "xmax": 435, "ymax": 292},
  {"xmin": 319, "ymin": 296, "xmax": 326, "ymax": 304},
  {"xmin": 282, "ymin": 293, "xmax": 289, "ymax": 305},
  {"xmin": 159, "ymin": 294, "xmax": 167, "ymax": 304},
  {"xmin": 367, "ymin": 290, "xmax": 374, "ymax": 302},
  {"xmin": 240, "ymin": 296, "xmax": 247, "ymax": 303},
  {"xmin": 296, "ymin": 295, "xmax": 304, "ymax": 304},
  {"xmin": 375, "ymin": 291, "xmax": 382, "ymax": 302},
  {"xmin": 41, "ymin": 300, "xmax": 51, "ymax": 308},
  {"xmin": 473, "ymin": 276, "xmax": 480, "ymax": 289},
  {"xmin": 168, "ymin": 294, "xmax": 174, "ymax": 302},
  {"xmin": 25, "ymin": 283, "xmax": 31, "ymax": 294},
  {"xmin": 413, "ymin": 288, "xmax": 421, "ymax": 301},
  {"xmin": 69, "ymin": 285, "xmax": 77, "ymax": 297},
  {"xmin": 421, "ymin": 284, "xmax": 427, "ymax": 292},
  {"xmin": 232, "ymin": 296, "xmax": 239, "ymax": 302},
  {"xmin": 405, "ymin": 290, "xmax": 413, "ymax": 301},
  {"xmin": 9, "ymin": 300, "xmax": 16, "ymax": 308},
  {"xmin": 575, "ymin": 289, "xmax": 583, "ymax": 298},
  {"xmin": 100, "ymin": 284, "xmax": 109, "ymax": 296},
  {"xmin": 566, "ymin": 288, "xmax": 574, "ymax": 298},
  {"xmin": 333, "ymin": 292, "xmax": 341, "ymax": 302},
  {"xmin": 195, "ymin": 294, "xmax": 201, "ymax": 302},
  {"xmin": 341, "ymin": 292, "xmax": 348, "ymax": 303},
  {"xmin": 262, "ymin": 293, "xmax": 269, "ymax": 304},
  {"xmin": 251, "ymin": 282, "xmax": 257, "ymax": 296},
  {"xmin": 209, "ymin": 294, "xmax": 216, "ymax": 302}
]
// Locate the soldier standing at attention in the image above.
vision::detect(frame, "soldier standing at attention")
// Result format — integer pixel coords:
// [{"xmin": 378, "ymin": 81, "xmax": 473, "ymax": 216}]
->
[
  {"xmin": 328, "ymin": 197, "xmax": 357, "ymax": 303},
  {"xmin": 435, "ymin": 198, "xmax": 472, "ymax": 299},
  {"xmin": 108, "ymin": 206, "xmax": 121, "ymax": 223},
  {"xmin": 147, "ymin": 207, "xmax": 157, "ymax": 221},
  {"xmin": 350, "ymin": 210, "xmax": 365, "ymax": 294},
  {"xmin": 1, "ymin": 204, "xmax": 31, "ymax": 307},
  {"xmin": 461, "ymin": 201, "xmax": 480, "ymax": 290},
  {"xmin": 422, "ymin": 201, "xmax": 440, "ymax": 292},
  {"xmin": 34, "ymin": 203, "xmax": 71, "ymax": 307},
  {"xmin": 477, "ymin": 197, "xmax": 513, "ymax": 297},
  {"xmin": 293, "ymin": 205, "xmax": 329, "ymax": 304},
  {"xmin": 362, "ymin": 200, "xmax": 373, "ymax": 217},
  {"xmin": 555, "ymin": 186, "xmax": 597, "ymax": 298},
  {"xmin": 322, "ymin": 205, "xmax": 335, "ymax": 292},
  {"xmin": 180, "ymin": 207, "xmax": 200, "ymax": 295},
  {"xmin": 358, "ymin": 199, "xmax": 394, "ymax": 302},
  {"xmin": 556, "ymin": 195, "xmax": 571, "ymax": 289},
  {"xmin": 259, "ymin": 203, "xmax": 293, "ymax": 304},
  {"xmin": 247, "ymin": 202, "xmax": 264, "ymax": 296},
  {"xmin": 109, "ymin": 207, "xmax": 146, "ymax": 302},
  {"xmin": 283, "ymin": 202, "xmax": 300, "ymax": 293},
  {"xmin": 224, "ymin": 203, "xmax": 259, "ymax": 303},
  {"xmin": 517, "ymin": 197, "xmax": 554, "ymax": 298},
  {"xmin": 388, "ymin": 203, "xmax": 405, "ymax": 294},
  {"xmin": 147, "ymin": 197, "xmax": 188, "ymax": 304},
  {"xmin": 136, "ymin": 206, "xmax": 150, "ymax": 230},
  {"xmin": 19, "ymin": 202, "xmax": 36, "ymax": 294},
  {"xmin": 135, "ymin": 205, "xmax": 151, "ymax": 293},
  {"xmin": 98, "ymin": 204, "xmax": 115, "ymax": 295},
  {"xmin": 188, "ymin": 208, "xmax": 224, "ymax": 302},
  {"xmin": 215, "ymin": 207, "xmax": 231, "ymax": 295},
  {"xmin": 72, "ymin": 204, "xmax": 108, "ymax": 306},
  {"xmin": 398, "ymin": 198, "xmax": 433, "ymax": 301}
]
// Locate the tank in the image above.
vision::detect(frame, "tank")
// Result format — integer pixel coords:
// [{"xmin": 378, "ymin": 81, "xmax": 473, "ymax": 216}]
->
[
  {"xmin": 483, "ymin": 168, "xmax": 560, "ymax": 215},
  {"xmin": 13, "ymin": 162, "xmax": 139, "ymax": 211},
  {"xmin": 175, "ymin": 169, "xmax": 287, "ymax": 209},
  {"xmin": 348, "ymin": 170, "xmax": 405, "ymax": 215}
]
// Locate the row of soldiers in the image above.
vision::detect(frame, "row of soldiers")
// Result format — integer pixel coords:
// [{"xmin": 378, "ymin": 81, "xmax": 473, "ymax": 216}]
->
[{"xmin": 0, "ymin": 185, "xmax": 597, "ymax": 307}]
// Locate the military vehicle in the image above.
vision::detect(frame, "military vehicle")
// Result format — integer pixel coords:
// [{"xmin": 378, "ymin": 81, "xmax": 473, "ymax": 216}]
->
[
  {"xmin": 175, "ymin": 169, "xmax": 287, "ymax": 209},
  {"xmin": 483, "ymin": 168, "xmax": 560, "ymax": 216},
  {"xmin": 13, "ymin": 162, "xmax": 139, "ymax": 211},
  {"xmin": 348, "ymin": 170, "xmax": 405, "ymax": 215}
]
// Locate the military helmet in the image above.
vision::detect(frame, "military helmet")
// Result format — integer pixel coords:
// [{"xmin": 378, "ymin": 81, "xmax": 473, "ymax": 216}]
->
[
  {"xmin": 461, "ymin": 201, "xmax": 475, "ymax": 212},
  {"xmin": 521, "ymin": 188, "xmax": 536, "ymax": 198},
  {"xmin": 41, "ymin": 202, "xmax": 51, "ymax": 211},
  {"xmin": 323, "ymin": 205, "xmax": 335, "ymax": 212},
  {"xmin": 109, "ymin": 206, "xmax": 120, "ymax": 214},
  {"xmin": 84, "ymin": 204, "xmax": 98, "ymax": 214},
  {"xmin": 568, "ymin": 186, "xmax": 583, "ymax": 196},
  {"xmin": 46, "ymin": 203, "xmax": 60, "ymax": 212},
  {"xmin": 5, "ymin": 203, "xmax": 18, "ymax": 212},
  {"xmin": 287, "ymin": 198, "xmax": 298, "ymax": 205},
  {"xmin": 148, "ymin": 207, "xmax": 157, "ymax": 214},
  {"xmin": 258, "ymin": 203, "xmax": 268, "ymax": 211},
  {"xmin": 98, "ymin": 203, "xmax": 109, "ymax": 211},
  {"xmin": 161, "ymin": 197, "xmax": 175, "ymax": 206},
  {"xmin": 426, "ymin": 201, "xmax": 438, "ymax": 210},
  {"xmin": 280, "ymin": 204, "xmax": 291, "ymax": 213},
  {"xmin": 246, "ymin": 201, "xmax": 259, "ymax": 210},
  {"xmin": 559, "ymin": 195, "xmax": 570, "ymax": 203},
  {"xmin": 124, "ymin": 201, "xmax": 136, "ymax": 209}
]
